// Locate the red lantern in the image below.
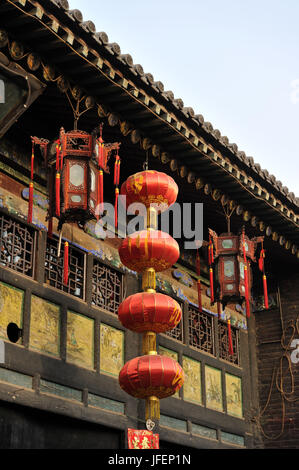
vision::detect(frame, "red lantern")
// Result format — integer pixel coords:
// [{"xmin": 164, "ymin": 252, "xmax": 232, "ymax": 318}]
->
[
  {"xmin": 209, "ymin": 228, "xmax": 263, "ymax": 316},
  {"xmin": 119, "ymin": 355, "xmax": 184, "ymax": 420},
  {"xmin": 118, "ymin": 292, "xmax": 182, "ymax": 334},
  {"xmin": 119, "ymin": 229, "xmax": 180, "ymax": 273},
  {"xmin": 121, "ymin": 170, "xmax": 178, "ymax": 211},
  {"xmin": 30, "ymin": 127, "xmax": 121, "ymax": 230}
]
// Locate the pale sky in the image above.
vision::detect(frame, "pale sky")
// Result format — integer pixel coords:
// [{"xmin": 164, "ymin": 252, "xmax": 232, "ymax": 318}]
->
[{"xmin": 69, "ymin": 0, "xmax": 299, "ymax": 196}]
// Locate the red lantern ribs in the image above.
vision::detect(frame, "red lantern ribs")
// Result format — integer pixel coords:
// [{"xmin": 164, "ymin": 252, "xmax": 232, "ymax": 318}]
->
[{"xmin": 118, "ymin": 170, "xmax": 184, "ymax": 421}]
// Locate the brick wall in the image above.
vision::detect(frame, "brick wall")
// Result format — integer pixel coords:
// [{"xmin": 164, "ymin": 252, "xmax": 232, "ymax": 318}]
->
[{"xmin": 254, "ymin": 273, "xmax": 299, "ymax": 449}]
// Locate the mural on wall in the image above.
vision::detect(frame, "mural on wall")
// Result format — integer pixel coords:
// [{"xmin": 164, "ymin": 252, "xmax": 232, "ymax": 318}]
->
[
  {"xmin": 182, "ymin": 356, "xmax": 202, "ymax": 405},
  {"xmin": 0, "ymin": 281, "xmax": 24, "ymax": 341},
  {"xmin": 225, "ymin": 373, "xmax": 243, "ymax": 418},
  {"xmin": 66, "ymin": 311, "xmax": 94, "ymax": 370},
  {"xmin": 100, "ymin": 323, "xmax": 124, "ymax": 377},
  {"xmin": 29, "ymin": 296, "xmax": 60, "ymax": 358},
  {"xmin": 159, "ymin": 346, "xmax": 180, "ymax": 398},
  {"xmin": 205, "ymin": 366, "xmax": 223, "ymax": 412}
]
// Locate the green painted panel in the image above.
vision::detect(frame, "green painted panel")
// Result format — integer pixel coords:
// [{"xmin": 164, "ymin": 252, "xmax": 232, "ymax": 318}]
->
[
  {"xmin": 192, "ymin": 423, "xmax": 217, "ymax": 440},
  {"xmin": 40, "ymin": 379, "xmax": 82, "ymax": 402},
  {"xmin": 221, "ymin": 431, "xmax": 245, "ymax": 447},
  {"xmin": 88, "ymin": 393, "xmax": 125, "ymax": 414},
  {"xmin": 0, "ymin": 366, "xmax": 32, "ymax": 388},
  {"xmin": 160, "ymin": 415, "xmax": 187, "ymax": 432}
]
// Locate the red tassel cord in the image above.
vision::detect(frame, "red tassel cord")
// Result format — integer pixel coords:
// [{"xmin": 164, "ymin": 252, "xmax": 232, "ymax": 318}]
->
[
  {"xmin": 114, "ymin": 155, "xmax": 121, "ymax": 186},
  {"xmin": 27, "ymin": 183, "xmax": 34, "ymax": 224},
  {"xmin": 227, "ymin": 319, "xmax": 234, "ymax": 356},
  {"xmin": 31, "ymin": 142, "xmax": 35, "ymax": 181},
  {"xmin": 209, "ymin": 268, "xmax": 215, "ymax": 304},
  {"xmin": 196, "ymin": 250, "xmax": 202, "ymax": 312},
  {"xmin": 97, "ymin": 170, "xmax": 104, "ymax": 216},
  {"xmin": 115, "ymin": 188, "xmax": 119, "ymax": 230},
  {"xmin": 208, "ymin": 236, "xmax": 215, "ymax": 305},
  {"xmin": 55, "ymin": 140, "xmax": 60, "ymax": 172},
  {"xmin": 56, "ymin": 173, "xmax": 61, "ymax": 217},
  {"xmin": 63, "ymin": 242, "xmax": 69, "ymax": 286},
  {"xmin": 263, "ymin": 275, "xmax": 269, "ymax": 309},
  {"xmin": 242, "ymin": 232, "xmax": 251, "ymax": 318},
  {"xmin": 259, "ymin": 246, "xmax": 269, "ymax": 310}
]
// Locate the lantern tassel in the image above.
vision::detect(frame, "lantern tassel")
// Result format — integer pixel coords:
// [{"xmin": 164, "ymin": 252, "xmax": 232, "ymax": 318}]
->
[
  {"xmin": 242, "ymin": 232, "xmax": 251, "ymax": 318},
  {"xmin": 99, "ymin": 170, "xmax": 104, "ymax": 215},
  {"xmin": 56, "ymin": 173, "xmax": 61, "ymax": 217},
  {"xmin": 31, "ymin": 142, "xmax": 35, "ymax": 181},
  {"xmin": 146, "ymin": 396, "xmax": 160, "ymax": 421},
  {"xmin": 244, "ymin": 265, "xmax": 251, "ymax": 318},
  {"xmin": 196, "ymin": 250, "xmax": 202, "ymax": 312},
  {"xmin": 263, "ymin": 275, "xmax": 269, "ymax": 310},
  {"xmin": 114, "ymin": 155, "xmax": 120, "ymax": 186},
  {"xmin": 115, "ymin": 188, "xmax": 119, "ymax": 230},
  {"xmin": 63, "ymin": 242, "xmax": 69, "ymax": 286},
  {"xmin": 56, "ymin": 140, "xmax": 60, "ymax": 172},
  {"xmin": 209, "ymin": 268, "xmax": 214, "ymax": 304},
  {"xmin": 27, "ymin": 183, "xmax": 34, "ymax": 224},
  {"xmin": 228, "ymin": 319, "xmax": 234, "ymax": 356}
]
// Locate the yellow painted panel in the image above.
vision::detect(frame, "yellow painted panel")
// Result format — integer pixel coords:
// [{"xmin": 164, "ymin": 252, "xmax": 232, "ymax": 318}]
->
[
  {"xmin": 67, "ymin": 311, "xmax": 94, "ymax": 370},
  {"xmin": 182, "ymin": 356, "xmax": 202, "ymax": 405},
  {"xmin": 205, "ymin": 365, "xmax": 223, "ymax": 412},
  {"xmin": 29, "ymin": 296, "xmax": 60, "ymax": 358},
  {"xmin": 0, "ymin": 282, "xmax": 24, "ymax": 341},
  {"xmin": 100, "ymin": 323, "xmax": 124, "ymax": 377},
  {"xmin": 226, "ymin": 373, "xmax": 243, "ymax": 418}
]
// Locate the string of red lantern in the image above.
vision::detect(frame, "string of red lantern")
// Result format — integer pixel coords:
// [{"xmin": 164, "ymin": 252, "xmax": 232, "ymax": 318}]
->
[{"xmin": 27, "ymin": 140, "xmax": 35, "ymax": 224}]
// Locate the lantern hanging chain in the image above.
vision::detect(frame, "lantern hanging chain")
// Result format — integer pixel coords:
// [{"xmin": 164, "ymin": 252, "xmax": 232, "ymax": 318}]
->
[
  {"xmin": 221, "ymin": 200, "xmax": 236, "ymax": 233},
  {"xmin": 253, "ymin": 312, "xmax": 299, "ymax": 441},
  {"xmin": 143, "ymin": 149, "xmax": 149, "ymax": 171},
  {"xmin": 64, "ymin": 90, "xmax": 94, "ymax": 130}
]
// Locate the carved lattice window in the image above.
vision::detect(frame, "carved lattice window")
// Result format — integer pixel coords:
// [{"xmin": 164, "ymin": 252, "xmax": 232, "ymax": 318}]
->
[
  {"xmin": 0, "ymin": 213, "xmax": 36, "ymax": 276},
  {"xmin": 92, "ymin": 259, "xmax": 123, "ymax": 314},
  {"xmin": 189, "ymin": 306, "xmax": 215, "ymax": 355},
  {"xmin": 44, "ymin": 238, "xmax": 85, "ymax": 299},
  {"xmin": 218, "ymin": 321, "xmax": 240, "ymax": 365}
]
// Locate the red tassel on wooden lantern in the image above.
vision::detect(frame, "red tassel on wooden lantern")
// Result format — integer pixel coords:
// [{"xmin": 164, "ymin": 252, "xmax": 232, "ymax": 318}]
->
[
  {"xmin": 31, "ymin": 142, "xmax": 35, "ymax": 181},
  {"xmin": 27, "ymin": 183, "xmax": 34, "ymax": 224},
  {"xmin": 227, "ymin": 319, "xmax": 234, "ymax": 356},
  {"xmin": 242, "ymin": 233, "xmax": 251, "ymax": 318},
  {"xmin": 114, "ymin": 155, "xmax": 121, "ymax": 186},
  {"xmin": 115, "ymin": 188, "xmax": 119, "ymax": 229},
  {"xmin": 55, "ymin": 173, "xmax": 61, "ymax": 217},
  {"xmin": 263, "ymin": 275, "xmax": 269, "ymax": 310},
  {"xmin": 63, "ymin": 242, "xmax": 69, "ymax": 285},
  {"xmin": 259, "ymin": 247, "xmax": 269, "ymax": 310},
  {"xmin": 208, "ymin": 235, "xmax": 215, "ymax": 305},
  {"xmin": 196, "ymin": 250, "xmax": 202, "ymax": 312}
]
